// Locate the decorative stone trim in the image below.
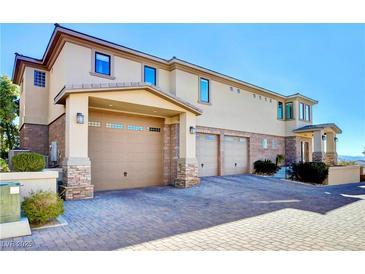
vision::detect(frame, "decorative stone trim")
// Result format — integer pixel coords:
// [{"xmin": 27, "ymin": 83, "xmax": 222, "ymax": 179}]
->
[
  {"xmin": 61, "ymin": 158, "xmax": 93, "ymax": 200},
  {"xmin": 163, "ymin": 123, "xmax": 179, "ymax": 185},
  {"xmin": 312, "ymin": 151, "xmax": 325, "ymax": 162},
  {"xmin": 325, "ymin": 152, "xmax": 338, "ymax": 166},
  {"xmin": 60, "ymin": 185, "xmax": 94, "ymax": 200},
  {"xmin": 174, "ymin": 158, "xmax": 200, "ymax": 188}
]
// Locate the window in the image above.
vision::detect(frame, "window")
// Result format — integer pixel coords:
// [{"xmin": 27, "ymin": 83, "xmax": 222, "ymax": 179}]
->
[
  {"xmin": 128, "ymin": 125, "xmax": 144, "ymax": 131},
  {"xmin": 272, "ymin": 139, "xmax": 277, "ymax": 149},
  {"xmin": 299, "ymin": 102, "xmax": 305, "ymax": 120},
  {"xmin": 305, "ymin": 105, "xmax": 311, "ymax": 121},
  {"xmin": 88, "ymin": 121, "xmax": 101, "ymax": 127},
  {"xmin": 277, "ymin": 102, "xmax": 284, "ymax": 120},
  {"xmin": 106, "ymin": 122, "xmax": 123, "ymax": 129},
  {"xmin": 95, "ymin": 52, "xmax": 111, "ymax": 75},
  {"xmin": 144, "ymin": 66, "xmax": 157, "ymax": 85},
  {"xmin": 149, "ymin": 127, "xmax": 161, "ymax": 132},
  {"xmin": 285, "ymin": 102, "xmax": 293, "ymax": 120},
  {"xmin": 262, "ymin": 139, "xmax": 268, "ymax": 149},
  {"xmin": 34, "ymin": 70, "xmax": 46, "ymax": 87},
  {"xmin": 199, "ymin": 78, "xmax": 210, "ymax": 103}
]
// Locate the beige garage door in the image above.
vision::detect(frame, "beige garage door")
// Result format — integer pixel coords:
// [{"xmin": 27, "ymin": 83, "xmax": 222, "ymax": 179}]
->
[
  {"xmin": 224, "ymin": 136, "xmax": 248, "ymax": 175},
  {"xmin": 88, "ymin": 109, "xmax": 164, "ymax": 191},
  {"xmin": 196, "ymin": 133, "xmax": 219, "ymax": 177}
]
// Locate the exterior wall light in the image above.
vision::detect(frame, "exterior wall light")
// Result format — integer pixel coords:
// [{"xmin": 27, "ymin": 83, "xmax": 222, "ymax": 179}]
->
[
  {"xmin": 76, "ymin": 112, "xmax": 85, "ymax": 124},
  {"xmin": 189, "ymin": 126, "xmax": 196, "ymax": 134},
  {"xmin": 321, "ymin": 134, "xmax": 326, "ymax": 141},
  {"xmin": 334, "ymin": 137, "xmax": 338, "ymax": 142}
]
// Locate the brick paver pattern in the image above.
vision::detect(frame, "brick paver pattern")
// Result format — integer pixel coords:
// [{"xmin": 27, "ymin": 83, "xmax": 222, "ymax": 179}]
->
[{"xmin": 1, "ymin": 175, "xmax": 365, "ymax": 251}]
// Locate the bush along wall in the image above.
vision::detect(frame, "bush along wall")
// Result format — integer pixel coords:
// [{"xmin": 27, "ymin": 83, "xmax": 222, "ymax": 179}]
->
[
  {"xmin": 254, "ymin": 159, "xmax": 279, "ymax": 175},
  {"xmin": 288, "ymin": 162, "xmax": 329, "ymax": 184},
  {"xmin": 12, "ymin": 152, "xmax": 45, "ymax": 172},
  {"xmin": 21, "ymin": 191, "xmax": 64, "ymax": 225}
]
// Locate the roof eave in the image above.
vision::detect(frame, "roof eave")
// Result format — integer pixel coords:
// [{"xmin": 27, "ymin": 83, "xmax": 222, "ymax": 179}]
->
[{"xmin": 54, "ymin": 84, "xmax": 203, "ymax": 116}]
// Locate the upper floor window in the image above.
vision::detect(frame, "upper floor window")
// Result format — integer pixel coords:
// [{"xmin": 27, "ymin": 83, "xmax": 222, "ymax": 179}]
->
[
  {"xmin": 144, "ymin": 65, "xmax": 157, "ymax": 85},
  {"xmin": 277, "ymin": 102, "xmax": 284, "ymax": 120},
  {"xmin": 299, "ymin": 102, "xmax": 305, "ymax": 120},
  {"xmin": 305, "ymin": 104, "xmax": 311, "ymax": 121},
  {"xmin": 285, "ymin": 102, "xmax": 293, "ymax": 120},
  {"xmin": 199, "ymin": 78, "xmax": 210, "ymax": 103},
  {"xmin": 95, "ymin": 52, "xmax": 111, "ymax": 75},
  {"xmin": 34, "ymin": 70, "xmax": 46, "ymax": 87}
]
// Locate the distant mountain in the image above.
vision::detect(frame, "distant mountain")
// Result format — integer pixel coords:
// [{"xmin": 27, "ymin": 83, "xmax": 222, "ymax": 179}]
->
[{"xmin": 338, "ymin": 155, "xmax": 365, "ymax": 161}]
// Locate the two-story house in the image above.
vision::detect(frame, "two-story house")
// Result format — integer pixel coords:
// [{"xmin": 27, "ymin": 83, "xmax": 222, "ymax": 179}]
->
[{"xmin": 12, "ymin": 24, "xmax": 342, "ymax": 200}]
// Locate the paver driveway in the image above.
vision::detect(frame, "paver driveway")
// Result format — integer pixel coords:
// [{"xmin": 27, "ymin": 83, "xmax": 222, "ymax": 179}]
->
[{"xmin": 1, "ymin": 175, "xmax": 365, "ymax": 251}]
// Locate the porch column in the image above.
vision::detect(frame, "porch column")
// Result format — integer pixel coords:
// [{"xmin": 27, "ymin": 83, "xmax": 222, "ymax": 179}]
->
[
  {"xmin": 61, "ymin": 94, "xmax": 94, "ymax": 200},
  {"xmin": 312, "ymin": 130, "xmax": 325, "ymax": 162},
  {"xmin": 174, "ymin": 112, "xmax": 200, "ymax": 188},
  {"xmin": 325, "ymin": 132, "xmax": 337, "ymax": 166}
]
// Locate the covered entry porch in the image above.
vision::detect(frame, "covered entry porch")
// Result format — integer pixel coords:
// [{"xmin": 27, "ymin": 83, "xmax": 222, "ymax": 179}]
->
[
  {"xmin": 293, "ymin": 123, "xmax": 342, "ymax": 165},
  {"xmin": 54, "ymin": 82, "xmax": 202, "ymax": 200}
]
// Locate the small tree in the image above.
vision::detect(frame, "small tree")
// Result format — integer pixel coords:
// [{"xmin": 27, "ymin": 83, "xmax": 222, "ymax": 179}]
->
[{"xmin": 0, "ymin": 75, "xmax": 20, "ymax": 159}]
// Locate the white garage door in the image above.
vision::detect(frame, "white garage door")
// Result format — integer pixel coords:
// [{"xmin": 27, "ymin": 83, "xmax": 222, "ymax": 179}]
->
[
  {"xmin": 224, "ymin": 136, "xmax": 248, "ymax": 175},
  {"xmin": 196, "ymin": 133, "xmax": 219, "ymax": 177}
]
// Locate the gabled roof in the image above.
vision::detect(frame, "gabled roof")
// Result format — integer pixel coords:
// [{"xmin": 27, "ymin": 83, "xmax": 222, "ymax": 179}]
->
[
  {"xmin": 12, "ymin": 24, "xmax": 318, "ymax": 104},
  {"xmin": 54, "ymin": 82, "xmax": 203, "ymax": 115},
  {"xmin": 293, "ymin": 123, "xmax": 342, "ymax": 134}
]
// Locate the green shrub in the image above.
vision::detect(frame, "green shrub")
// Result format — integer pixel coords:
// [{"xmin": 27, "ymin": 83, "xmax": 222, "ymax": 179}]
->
[
  {"xmin": 22, "ymin": 192, "xmax": 64, "ymax": 225},
  {"xmin": 275, "ymin": 154, "xmax": 285, "ymax": 166},
  {"xmin": 12, "ymin": 152, "xmax": 45, "ymax": 172},
  {"xmin": 254, "ymin": 159, "xmax": 279, "ymax": 175},
  {"xmin": 288, "ymin": 162, "xmax": 328, "ymax": 184},
  {"xmin": 0, "ymin": 158, "xmax": 9, "ymax": 172}
]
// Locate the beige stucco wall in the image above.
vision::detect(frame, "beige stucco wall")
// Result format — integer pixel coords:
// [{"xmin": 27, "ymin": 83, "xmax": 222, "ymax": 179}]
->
[
  {"xmin": 0, "ymin": 171, "xmax": 58, "ymax": 200},
  {"xmin": 173, "ymin": 69, "xmax": 289, "ymax": 136},
  {"xmin": 21, "ymin": 40, "xmax": 315, "ymax": 138},
  {"xmin": 325, "ymin": 165, "xmax": 360, "ymax": 185},
  {"xmin": 20, "ymin": 67, "xmax": 49, "ymax": 126}
]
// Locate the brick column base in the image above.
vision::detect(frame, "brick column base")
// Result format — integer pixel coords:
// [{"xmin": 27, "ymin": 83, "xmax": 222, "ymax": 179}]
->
[
  {"xmin": 312, "ymin": 152, "xmax": 325, "ymax": 162},
  {"xmin": 61, "ymin": 158, "xmax": 94, "ymax": 200},
  {"xmin": 174, "ymin": 158, "xmax": 200, "ymax": 188},
  {"xmin": 325, "ymin": 152, "xmax": 338, "ymax": 166}
]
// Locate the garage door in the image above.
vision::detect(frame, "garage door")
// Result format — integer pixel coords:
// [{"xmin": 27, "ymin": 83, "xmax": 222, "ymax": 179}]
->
[
  {"xmin": 196, "ymin": 133, "xmax": 219, "ymax": 177},
  {"xmin": 224, "ymin": 136, "xmax": 248, "ymax": 175},
  {"xmin": 88, "ymin": 109, "xmax": 163, "ymax": 191}
]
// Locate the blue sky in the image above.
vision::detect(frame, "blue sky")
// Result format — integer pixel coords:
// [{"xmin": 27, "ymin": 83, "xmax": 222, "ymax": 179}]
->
[{"xmin": 1, "ymin": 23, "xmax": 364, "ymax": 156}]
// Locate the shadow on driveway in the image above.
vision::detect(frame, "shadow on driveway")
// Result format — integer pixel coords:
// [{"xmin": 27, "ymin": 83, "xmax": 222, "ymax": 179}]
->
[{"xmin": 1, "ymin": 174, "xmax": 364, "ymax": 250}]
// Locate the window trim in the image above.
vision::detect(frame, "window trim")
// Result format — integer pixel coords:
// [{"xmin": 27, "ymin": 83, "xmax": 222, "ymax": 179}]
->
[
  {"xmin": 90, "ymin": 49, "xmax": 115, "ymax": 80},
  {"xmin": 198, "ymin": 77, "xmax": 211, "ymax": 105},
  {"xmin": 143, "ymin": 65, "xmax": 158, "ymax": 86},
  {"xmin": 285, "ymin": 102, "xmax": 294, "ymax": 120}
]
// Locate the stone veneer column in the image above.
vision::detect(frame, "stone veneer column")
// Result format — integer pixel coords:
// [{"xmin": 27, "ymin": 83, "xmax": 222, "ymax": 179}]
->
[
  {"xmin": 174, "ymin": 112, "xmax": 199, "ymax": 188},
  {"xmin": 312, "ymin": 130, "xmax": 325, "ymax": 163},
  {"xmin": 325, "ymin": 132, "xmax": 337, "ymax": 165},
  {"xmin": 61, "ymin": 158, "xmax": 94, "ymax": 200},
  {"xmin": 60, "ymin": 94, "xmax": 94, "ymax": 200}
]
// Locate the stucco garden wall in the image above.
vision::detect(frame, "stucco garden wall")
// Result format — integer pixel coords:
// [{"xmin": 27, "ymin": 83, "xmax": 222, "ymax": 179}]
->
[
  {"xmin": 324, "ymin": 165, "xmax": 361, "ymax": 185},
  {"xmin": 0, "ymin": 171, "xmax": 58, "ymax": 200}
]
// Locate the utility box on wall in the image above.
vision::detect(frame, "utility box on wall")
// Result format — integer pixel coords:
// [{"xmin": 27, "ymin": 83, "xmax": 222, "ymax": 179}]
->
[{"xmin": 0, "ymin": 182, "xmax": 21, "ymax": 223}]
